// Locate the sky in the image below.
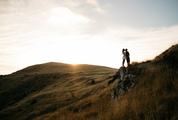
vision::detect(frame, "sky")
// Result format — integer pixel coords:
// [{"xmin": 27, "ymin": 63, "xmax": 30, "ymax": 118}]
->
[{"xmin": 0, "ymin": 0, "xmax": 178, "ymax": 74}]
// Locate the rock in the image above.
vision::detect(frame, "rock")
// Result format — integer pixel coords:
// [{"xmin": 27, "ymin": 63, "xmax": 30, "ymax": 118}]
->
[
  {"xmin": 119, "ymin": 67, "xmax": 126, "ymax": 81},
  {"xmin": 110, "ymin": 66, "xmax": 136, "ymax": 99},
  {"xmin": 87, "ymin": 79, "xmax": 95, "ymax": 85}
]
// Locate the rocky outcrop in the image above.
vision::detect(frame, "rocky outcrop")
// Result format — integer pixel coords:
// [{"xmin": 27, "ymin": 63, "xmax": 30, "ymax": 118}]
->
[{"xmin": 108, "ymin": 66, "xmax": 136, "ymax": 99}]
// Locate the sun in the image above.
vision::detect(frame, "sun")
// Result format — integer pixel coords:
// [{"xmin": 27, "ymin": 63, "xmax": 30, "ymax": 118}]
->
[{"xmin": 71, "ymin": 63, "xmax": 79, "ymax": 66}]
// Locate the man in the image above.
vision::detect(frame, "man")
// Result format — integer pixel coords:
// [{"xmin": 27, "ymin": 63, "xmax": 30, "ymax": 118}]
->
[{"xmin": 125, "ymin": 49, "xmax": 130, "ymax": 66}]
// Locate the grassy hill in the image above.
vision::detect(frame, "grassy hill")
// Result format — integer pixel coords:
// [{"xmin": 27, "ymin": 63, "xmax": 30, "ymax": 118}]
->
[{"xmin": 0, "ymin": 44, "xmax": 178, "ymax": 120}]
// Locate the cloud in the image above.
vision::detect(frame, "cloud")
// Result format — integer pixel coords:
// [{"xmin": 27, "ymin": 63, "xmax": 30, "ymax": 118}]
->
[
  {"xmin": 110, "ymin": 25, "xmax": 178, "ymax": 44},
  {"xmin": 47, "ymin": 7, "xmax": 90, "ymax": 32}
]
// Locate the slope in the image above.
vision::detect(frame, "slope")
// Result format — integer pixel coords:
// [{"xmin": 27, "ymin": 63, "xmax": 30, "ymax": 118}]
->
[
  {"xmin": 102, "ymin": 44, "xmax": 178, "ymax": 120},
  {"xmin": 0, "ymin": 63, "xmax": 116, "ymax": 120}
]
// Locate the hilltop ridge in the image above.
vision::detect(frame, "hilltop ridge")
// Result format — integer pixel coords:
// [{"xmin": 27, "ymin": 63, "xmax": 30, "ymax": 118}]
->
[
  {"xmin": 154, "ymin": 44, "xmax": 178, "ymax": 69},
  {"xmin": 12, "ymin": 62, "xmax": 115, "ymax": 75}
]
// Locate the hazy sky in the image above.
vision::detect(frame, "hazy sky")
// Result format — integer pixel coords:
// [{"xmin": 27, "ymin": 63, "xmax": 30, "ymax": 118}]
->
[{"xmin": 0, "ymin": 0, "xmax": 178, "ymax": 74}]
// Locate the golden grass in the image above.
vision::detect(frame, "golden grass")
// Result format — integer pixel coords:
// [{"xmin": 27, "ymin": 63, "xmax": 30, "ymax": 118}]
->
[{"xmin": 1, "ymin": 44, "xmax": 178, "ymax": 120}]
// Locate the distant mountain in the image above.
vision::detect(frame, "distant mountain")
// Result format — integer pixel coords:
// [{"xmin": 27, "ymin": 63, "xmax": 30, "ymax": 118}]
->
[{"xmin": 0, "ymin": 44, "xmax": 178, "ymax": 120}]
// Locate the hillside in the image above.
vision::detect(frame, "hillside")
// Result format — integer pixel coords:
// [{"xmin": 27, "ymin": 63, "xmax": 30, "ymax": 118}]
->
[
  {"xmin": 0, "ymin": 44, "xmax": 178, "ymax": 120},
  {"xmin": 0, "ymin": 63, "xmax": 116, "ymax": 120}
]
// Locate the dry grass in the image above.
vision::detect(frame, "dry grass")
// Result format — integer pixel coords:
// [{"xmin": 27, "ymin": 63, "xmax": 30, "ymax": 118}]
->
[{"xmin": 0, "ymin": 44, "xmax": 178, "ymax": 120}]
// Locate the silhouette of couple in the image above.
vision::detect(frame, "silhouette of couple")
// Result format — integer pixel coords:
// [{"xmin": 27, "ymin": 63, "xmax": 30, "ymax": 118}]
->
[
  {"xmin": 122, "ymin": 48, "xmax": 130, "ymax": 67},
  {"xmin": 107, "ymin": 48, "xmax": 130, "ymax": 85}
]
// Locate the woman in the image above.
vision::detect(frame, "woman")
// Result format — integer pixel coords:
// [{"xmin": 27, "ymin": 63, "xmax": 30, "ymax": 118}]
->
[{"xmin": 122, "ymin": 49, "xmax": 126, "ymax": 67}]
